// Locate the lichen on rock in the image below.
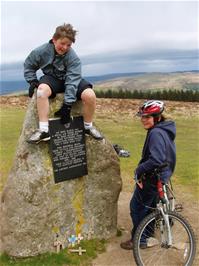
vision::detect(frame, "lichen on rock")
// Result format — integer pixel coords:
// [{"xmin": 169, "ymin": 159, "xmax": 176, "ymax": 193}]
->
[{"xmin": 1, "ymin": 93, "xmax": 122, "ymax": 257}]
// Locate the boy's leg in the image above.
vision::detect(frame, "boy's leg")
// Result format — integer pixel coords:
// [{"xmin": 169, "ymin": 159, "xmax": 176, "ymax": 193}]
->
[
  {"xmin": 130, "ymin": 186, "xmax": 145, "ymax": 238},
  {"xmin": 120, "ymin": 186, "xmax": 140, "ymax": 250},
  {"xmin": 37, "ymin": 84, "xmax": 52, "ymax": 122},
  {"xmin": 77, "ymin": 79, "xmax": 103, "ymax": 140},
  {"xmin": 27, "ymin": 75, "xmax": 64, "ymax": 144},
  {"xmin": 120, "ymin": 186, "xmax": 142, "ymax": 250},
  {"xmin": 120, "ymin": 184, "xmax": 157, "ymax": 250},
  {"xmin": 27, "ymin": 83, "xmax": 52, "ymax": 144},
  {"xmin": 131, "ymin": 185, "xmax": 157, "ymax": 232},
  {"xmin": 81, "ymin": 89, "xmax": 103, "ymax": 140},
  {"xmin": 81, "ymin": 88, "xmax": 96, "ymax": 123}
]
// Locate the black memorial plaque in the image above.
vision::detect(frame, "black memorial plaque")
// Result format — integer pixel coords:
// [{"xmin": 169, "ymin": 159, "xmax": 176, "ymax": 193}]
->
[{"xmin": 49, "ymin": 116, "xmax": 88, "ymax": 183}]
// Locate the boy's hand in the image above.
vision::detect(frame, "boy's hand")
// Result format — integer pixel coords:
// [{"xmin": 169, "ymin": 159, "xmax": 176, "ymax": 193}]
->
[
  {"xmin": 54, "ymin": 103, "xmax": 72, "ymax": 124},
  {"xmin": 29, "ymin": 80, "xmax": 39, "ymax": 98}
]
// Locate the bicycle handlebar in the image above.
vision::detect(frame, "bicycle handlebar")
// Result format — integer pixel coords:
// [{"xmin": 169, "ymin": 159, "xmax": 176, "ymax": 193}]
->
[
  {"xmin": 141, "ymin": 163, "xmax": 168, "ymax": 179},
  {"xmin": 153, "ymin": 163, "xmax": 168, "ymax": 174},
  {"xmin": 140, "ymin": 163, "xmax": 169, "ymax": 202}
]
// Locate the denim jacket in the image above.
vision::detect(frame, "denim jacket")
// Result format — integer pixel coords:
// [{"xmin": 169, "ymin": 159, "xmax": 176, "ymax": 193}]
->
[{"xmin": 24, "ymin": 41, "xmax": 81, "ymax": 103}]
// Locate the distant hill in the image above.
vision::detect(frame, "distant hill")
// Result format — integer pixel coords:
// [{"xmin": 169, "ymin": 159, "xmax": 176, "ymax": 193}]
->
[
  {"xmin": 0, "ymin": 80, "xmax": 27, "ymax": 95},
  {"xmin": 95, "ymin": 71, "xmax": 199, "ymax": 92},
  {"xmin": 0, "ymin": 71, "xmax": 198, "ymax": 95},
  {"xmin": 0, "ymin": 73, "xmax": 145, "ymax": 95},
  {"xmin": 85, "ymin": 72, "xmax": 146, "ymax": 83}
]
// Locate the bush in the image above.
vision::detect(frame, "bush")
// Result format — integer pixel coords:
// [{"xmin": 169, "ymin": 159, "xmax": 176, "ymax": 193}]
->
[{"xmin": 95, "ymin": 88, "xmax": 199, "ymax": 102}]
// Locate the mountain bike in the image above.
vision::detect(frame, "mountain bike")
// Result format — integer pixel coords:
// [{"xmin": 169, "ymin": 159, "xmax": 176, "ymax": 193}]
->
[{"xmin": 133, "ymin": 164, "xmax": 196, "ymax": 266}]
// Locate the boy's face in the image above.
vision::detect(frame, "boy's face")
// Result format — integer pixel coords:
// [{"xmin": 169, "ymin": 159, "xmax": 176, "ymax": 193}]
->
[
  {"xmin": 52, "ymin": 37, "xmax": 72, "ymax": 55},
  {"xmin": 141, "ymin": 116, "xmax": 154, "ymax": 130}
]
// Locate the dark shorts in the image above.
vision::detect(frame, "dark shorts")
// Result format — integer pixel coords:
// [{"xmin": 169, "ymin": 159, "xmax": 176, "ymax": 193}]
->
[{"xmin": 39, "ymin": 75, "xmax": 93, "ymax": 100}]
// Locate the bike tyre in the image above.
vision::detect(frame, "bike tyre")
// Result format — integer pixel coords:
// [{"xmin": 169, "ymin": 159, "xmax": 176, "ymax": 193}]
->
[{"xmin": 133, "ymin": 211, "xmax": 196, "ymax": 266}]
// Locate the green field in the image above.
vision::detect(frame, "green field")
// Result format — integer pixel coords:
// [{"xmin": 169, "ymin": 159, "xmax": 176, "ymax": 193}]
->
[
  {"xmin": 0, "ymin": 104, "xmax": 199, "ymax": 265},
  {"xmin": 0, "ymin": 106, "xmax": 199, "ymax": 194},
  {"xmin": 95, "ymin": 115, "xmax": 199, "ymax": 195}
]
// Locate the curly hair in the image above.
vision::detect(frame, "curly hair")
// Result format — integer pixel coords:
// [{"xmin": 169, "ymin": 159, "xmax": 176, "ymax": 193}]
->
[{"xmin": 53, "ymin": 23, "xmax": 77, "ymax": 43}]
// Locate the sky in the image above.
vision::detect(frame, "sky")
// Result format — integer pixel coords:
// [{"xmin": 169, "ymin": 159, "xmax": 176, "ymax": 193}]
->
[{"xmin": 0, "ymin": 0, "xmax": 198, "ymax": 80}]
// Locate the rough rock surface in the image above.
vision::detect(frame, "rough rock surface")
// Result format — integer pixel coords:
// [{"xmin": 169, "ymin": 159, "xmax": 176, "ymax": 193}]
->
[{"xmin": 1, "ymin": 94, "xmax": 122, "ymax": 257}]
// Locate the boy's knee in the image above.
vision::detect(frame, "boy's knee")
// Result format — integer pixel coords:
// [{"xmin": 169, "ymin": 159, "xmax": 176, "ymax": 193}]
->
[
  {"xmin": 37, "ymin": 84, "xmax": 51, "ymax": 98},
  {"xmin": 81, "ymin": 88, "xmax": 96, "ymax": 103}
]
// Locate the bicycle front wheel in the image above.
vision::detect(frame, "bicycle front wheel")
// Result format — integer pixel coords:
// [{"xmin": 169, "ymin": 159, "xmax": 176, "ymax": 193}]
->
[{"xmin": 133, "ymin": 211, "xmax": 196, "ymax": 266}]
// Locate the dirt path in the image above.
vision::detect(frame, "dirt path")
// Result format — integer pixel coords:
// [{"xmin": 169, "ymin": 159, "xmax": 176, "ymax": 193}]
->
[
  {"xmin": 92, "ymin": 189, "xmax": 199, "ymax": 266},
  {"xmin": 92, "ymin": 192, "xmax": 135, "ymax": 266}
]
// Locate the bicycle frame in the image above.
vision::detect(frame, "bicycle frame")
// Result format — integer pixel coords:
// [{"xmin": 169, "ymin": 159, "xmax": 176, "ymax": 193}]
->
[
  {"xmin": 156, "ymin": 183, "xmax": 173, "ymax": 247},
  {"xmin": 140, "ymin": 163, "xmax": 181, "ymax": 248},
  {"xmin": 165, "ymin": 183, "xmax": 176, "ymax": 211}
]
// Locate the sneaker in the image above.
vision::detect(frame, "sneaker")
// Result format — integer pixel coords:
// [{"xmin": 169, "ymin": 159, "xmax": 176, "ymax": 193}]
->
[
  {"xmin": 85, "ymin": 127, "xmax": 104, "ymax": 140},
  {"xmin": 120, "ymin": 239, "xmax": 133, "ymax": 250},
  {"xmin": 27, "ymin": 130, "xmax": 50, "ymax": 144},
  {"xmin": 146, "ymin": 237, "xmax": 159, "ymax": 248},
  {"xmin": 140, "ymin": 242, "xmax": 147, "ymax": 249}
]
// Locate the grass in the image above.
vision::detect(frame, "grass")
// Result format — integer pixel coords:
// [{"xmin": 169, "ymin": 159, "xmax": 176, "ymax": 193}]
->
[
  {"xmin": 0, "ymin": 239, "xmax": 106, "ymax": 266},
  {"xmin": 0, "ymin": 102, "xmax": 198, "ymax": 265},
  {"xmin": 174, "ymin": 117, "xmax": 199, "ymax": 188},
  {"xmin": 0, "ymin": 107, "xmax": 26, "ymax": 191},
  {"xmin": 95, "ymin": 115, "xmax": 199, "ymax": 196},
  {"xmin": 0, "ymin": 107, "xmax": 198, "ymax": 195},
  {"xmin": 95, "ymin": 116, "xmax": 145, "ymax": 192}
]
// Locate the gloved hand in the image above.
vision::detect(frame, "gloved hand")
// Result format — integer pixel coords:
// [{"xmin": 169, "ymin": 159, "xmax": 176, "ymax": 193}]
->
[
  {"xmin": 54, "ymin": 103, "xmax": 72, "ymax": 124},
  {"xmin": 28, "ymin": 80, "xmax": 39, "ymax": 98}
]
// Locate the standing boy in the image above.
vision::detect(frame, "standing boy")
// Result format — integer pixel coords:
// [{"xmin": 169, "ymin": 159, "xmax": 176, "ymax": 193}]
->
[{"xmin": 120, "ymin": 100, "xmax": 176, "ymax": 249}]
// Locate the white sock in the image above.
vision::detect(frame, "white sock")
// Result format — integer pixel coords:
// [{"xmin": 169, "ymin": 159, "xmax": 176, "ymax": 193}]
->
[
  {"xmin": 39, "ymin": 121, "xmax": 49, "ymax": 132},
  {"xmin": 84, "ymin": 122, "xmax": 93, "ymax": 129}
]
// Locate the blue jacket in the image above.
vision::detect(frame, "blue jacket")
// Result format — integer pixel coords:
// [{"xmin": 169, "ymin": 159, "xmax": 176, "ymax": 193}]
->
[
  {"xmin": 135, "ymin": 120, "xmax": 176, "ymax": 183},
  {"xmin": 24, "ymin": 41, "xmax": 82, "ymax": 103}
]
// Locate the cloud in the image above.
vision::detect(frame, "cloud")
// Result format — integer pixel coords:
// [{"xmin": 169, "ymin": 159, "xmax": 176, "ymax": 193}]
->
[
  {"xmin": 1, "ymin": 1, "xmax": 198, "ymax": 76},
  {"xmin": 81, "ymin": 48, "xmax": 198, "ymax": 75},
  {"xmin": 1, "ymin": 48, "xmax": 198, "ymax": 80}
]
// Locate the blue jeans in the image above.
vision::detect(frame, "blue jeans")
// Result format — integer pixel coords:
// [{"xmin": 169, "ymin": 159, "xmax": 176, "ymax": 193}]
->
[{"xmin": 130, "ymin": 182, "xmax": 158, "ymax": 242}]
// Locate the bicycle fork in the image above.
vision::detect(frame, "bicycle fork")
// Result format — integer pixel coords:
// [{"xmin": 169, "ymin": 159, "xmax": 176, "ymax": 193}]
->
[{"xmin": 158, "ymin": 206, "xmax": 173, "ymax": 247}]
